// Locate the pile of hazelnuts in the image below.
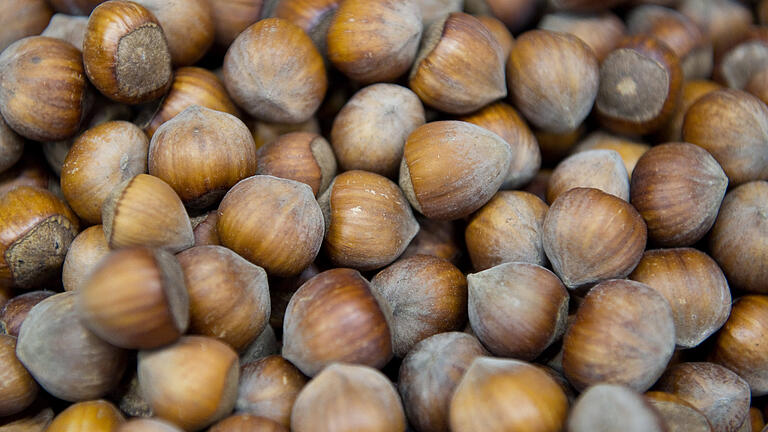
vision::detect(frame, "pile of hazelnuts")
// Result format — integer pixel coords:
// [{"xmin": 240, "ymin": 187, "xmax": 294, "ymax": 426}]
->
[{"xmin": 0, "ymin": 0, "xmax": 767, "ymax": 430}]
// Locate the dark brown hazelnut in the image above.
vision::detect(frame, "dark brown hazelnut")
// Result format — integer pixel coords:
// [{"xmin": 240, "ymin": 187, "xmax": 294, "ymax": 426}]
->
[
  {"xmin": 572, "ymin": 132, "xmax": 650, "ymax": 177},
  {"xmin": 0, "ymin": 0, "xmax": 52, "ymax": 53},
  {"xmin": 41, "ymin": 13, "xmax": 88, "ymax": 50},
  {"xmin": 568, "ymin": 384, "xmax": 666, "ymax": 432},
  {"xmin": 62, "ymin": 225, "xmax": 109, "ymax": 292},
  {"xmin": 282, "ymin": 268, "xmax": 393, "ymax": 376},
  {"xmin": 401, "ymin": 217, "xmax": 463, "ymax": 265},
  {"xmin": 236, "ymin": 355, "xmax": 307, "ymax": 427},
  {"xmin": 538, "ymin": 12, "xmax": 626, "ymax": 62},
  {"xmin": 0, "ymin": 335, "xmax": 38, "ymax": 417},
  {"xmin": 645, "ymin": 391, "xmax": 713, "ymax": 432},
  {"xmin": 465, "ymin": 0, "xmax": 540, "ymax": 33},
  {"xmin": 658, "ymin": 79, "xmax": 722, "ymax": 142},
  {"xmin": 548, "ymin": 149, "xmax": 629, "ymax": 203},
  {"xmin": 268, "ymin": 263, "xmax": 321, "ymax": 330},
  {"xmin": 536, "ymin": 126, "xmax": 585, "ymax": 165},
  {"xmin": 257, "ymin": 132, "xmax": 337, "ymax": 197},
  {"xmin": 0, "ymin": 290, "xmax": 54, "ymax": 337}
]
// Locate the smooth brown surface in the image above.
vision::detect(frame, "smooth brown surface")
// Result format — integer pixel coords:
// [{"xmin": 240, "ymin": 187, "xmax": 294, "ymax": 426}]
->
[
  {"xmin": 0, "ymin": 0, "xmax": 52, "ymax": 53},
  {"xmin": 568, "ymin": 384, "xmax": 666, "ymax": 432},
  {"xmin": 47, "ymin": 400, "xmax": 124, "ymax": 432},
  {"xmin": 62, "ymin": 225, "xmax": 109, "ymax": 292},
  {"xmin": 282, "ymin": 268, "xmax": 392, "ymax": 376},
  {"xmin": 132, "ymin": 0, "xmax": 213, "ymax": 66},
  {"xmin": 466, "ymin": 0, "xmax": 539, "ymax": 32},
  {"xmin": 477, "ymin": 16, "xmax": 514, "ymax": 60},
  {"xmin": 538, "ymin": 11, "xmax": 626, "ymax": 62},
  {"xmin": 236, "ymin": 355, "xmax": 307, "ymax": 427},
  {"xmin": 659, "ymin": 79, "xmax": 722, "ymax": 142},
  {"xmin": 645, "ymin": 391, "xmax": 713, "ymax": 432},
  {"xmin": 209, "ymin": 0, "xmax": 266, "ymax": 48},
  {"xmin": 258, "ymin": 132, "xmax": 337, "ymax": 197},
  {"xmin": 0, "ymin": 290, "xmax": 54, "ymax": 337},
  {"xmin": 0, "ymin": 335, "xmax": 37, "ymax": 417},
  {"xmin": 548, "ymin": 149, "xmax": 629, "ymax": 203},
  {"xmin": 211, "ymin": 415, "xmax": 288, "ymax": 432},
  {"xmin": 572, "ymin": 131, "xmax": 649, "ymax": 177}
]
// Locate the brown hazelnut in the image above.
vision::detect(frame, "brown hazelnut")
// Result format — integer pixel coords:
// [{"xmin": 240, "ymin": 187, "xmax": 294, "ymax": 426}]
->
[
  {"xmin": 630, "ymin": 142, "xmax": 728, "ymax": 246},
  {"xmin": 538, "ymin": 12, "xmax": 626, "ymax": 62},
  {"xmin": 208, "ymin": 0, "xmax": 268, "ymax": 49},
  {"xmin": 465, "ymin": 0, "xmax": 540, "ymax": 33},
  {"xmin": 659, "ymin": 79, "xmax": 722, "ymax": 142},
  {"xmin": 62, "ymin": 225, "xmax": 109, "ymax": 292},
  {"xmin": 398, "ymin": 332, "xmax": 487, "ymax": 432},
  {"xmin": 0, "ymin": 152, "xmax": 53, "ymax": 198},
  {"xmin": 657, "ymin": 362, "xmax": 751, "ymax": 432},
  {"xmin": 177, "ymin": 245, "xmax": 269, "ymax": 352},
  {"xmin": 144, "ymin": 67, "xmax": 240, "ymax": 138},
  {"xmin": 78, "ymin": 246, "xmax": 189, "ymax": 349},
  {"xmin": 138, "ymin": 336, "xmax": 239, "ymax": 431},
  {"xmin": 548, "ymin": 149, "xmax": 629, "ymax": 203},
  {"xmin": 83, "ymin": 1, "xmax": 172, "ymax": 104},
  {"xmin": 508, "ymin": 29, "xmax": 599, "ymax": 134},
  {"xmin": 0, "ymin": 335, "xmax": 37, "ymax": 417},
  {"xmin": 746, "ymin": 66, "xmax": 768, "ymax": 106},
  {"xmin": 0, "ymin": 186, "xmax": 79, "ymax": 290},
  {"xmin": 465, "ymin": 191, "xmax": 548, "ymax": 271},
  {"xmin": 102, "ymin": 174, "xmax": 194, "ymax": 253},
  {"xmin": 715, "ymin": 27, "xmax": 768, "ymax": 90},
  {"xmin": 568, "ymin": 384, "xmax": 666, "ymax": 432},
  {"xmin": 476, "ymin": 16, "xmax": 514, "ymax": 61},
  {"xmin": 0, "ymin": 406, "xmax": 54, "ymax": 431},
  {"xmin": 413, "ymin": 0, "xmax": 461, "ymax": 28},
  {"xmin": 318, "ymin": 170, "xmax": 419, "ymax": 270},
  {"xmin": 542, "ymin": 188, "xmax": 647, "ymax": 289},
  {"xmin": 399, "ymin": 121, "xmax": 512, "ymax": 220},
  {"xmin": 47, "ymin": 400, "xmax": 124, "ymax": 432},
  {"xmin": 0, "ymin": 290, "xmax": 54, "ymax": 337},
  {"xmin": 62, "ymin": 120, "xmax": 149, "ymax": 224},
  {"xmin": 217, "ymin": 175, "xmax": 324, "ymax": 277},
  {"xmin": 596, "ymin": 35, "xmax": 683, "ymax": 135},
  {"xmin": 117, "ymin": 418, "xmax": 183, "ymax": 432},
  {"xmin": 449, "ymin": 357, "xmax": 568, "ymax": 432},
  {"xmin": 235, "ymin": 355, "xmax": 307, "ymax": 427},
  {"xmin": 630, "ymin": 248, "xmax": 731, "ymax": 348},
  {"xmin": 459, "ymin": 102, "xmax": 541, "ymax": 189},
  {"xmin": 149, "ymin": 105, "xmax": 257, "ymax": 209},
  {"xmin": 468, "ymin": 262, "xmax": 568, "ymax": 360},
  {"xmin": 0, "ymin": 115, "xmax": 24, "ymax": 176},
  {"xmin": 223, "ymin": 18, "xmax": 327, "ymax": 124},
  {"xmin": 627, "ymin": 4, "xmax": 712, "ymax": 79},
  {"xmin": 49, "ymin": 0, "xmax": 106, "ymax": 15},
  {"xmin": 645, "ymin": 391, "xmax": 713, "ymax": 432},
  {"xmin": 0, "ymin": 0, "xmax": 52, "ymax": 53},
  {"xmin": 273, "ymin": 0, "xmax": 339, "ymax": 52},
  {"xmin": 572, "ymin": 132, "xmax": 650, "ymax": 177},
  {"xmin": 41, "ymin": 14, "xmax": 88, "ymax": 51},
  {"xmin": 210, "ymin": 415, "xmax": 288, "ymax": 432},
  {"xmin": 282, "ymin": 268, "xmax": 393, "ymax": 376},
  {"xmin": 0, "ymin": 36, "xmax": 90, "ymax": 141},
  {"xmin": 401, "ymin": 217, "xmax": 463, "ymax": 265},
  {"xmin": 132, "ymin": 0, "xmax": 213, "ymax": 67},
  {"xmin": 190, "ymin": 211, "xmax": 220, "ymax": 247},
  {"xmin": 326, "ymin": 0, "xmax": 422, "ymax": 83},
  {"xmin": 683, "ymin": 89, "xmax": 768, "ymax": 185},
  {"xmin": 268, "ymin": 263, "xmax": 321, "ymax": 330},
  {"xmin": 711, "ymin": 295, "xmax": 768, "ymax": 396},
  {"xmin": 709, "ymin": 181, "xmax": 768, "ymax": 293},
  {"xmin": 409, "ymin": 12, "xmax": 506, "ymax": 114},
  {"xmin": 16, "ymin": 292, "xmax": 127, "ymax": 401},
  {"xmin": 250, "ymin": 117, "xmax": 321, "ymax": 150},
  {"xmin": 331, "ymin": 84, "xmax": 424, "ymax": 178},
  {"xmin": 678, "ymin": 0, "xmax": 753, "ymax": 58},
  {"xmin": 536, "ymin": 126, "xmax": 585, "ymax": 165},
  {"xmin": 291, "ymin": 363, "xmax": 406, "ymax": 432},
  {"xmin": 548, "ymin": 0, "xmax": 627, "ymax": 11},
  {"xmin": 257, "ymin": 132, "xmax": 337, "ymax": 197},
  {"xmin": 371, "ymin": 255, "xmax": 467, "ymax": 357},
  {"xmin": 563, "ymin": 279, "xmax": 675, "ymax": 391}
]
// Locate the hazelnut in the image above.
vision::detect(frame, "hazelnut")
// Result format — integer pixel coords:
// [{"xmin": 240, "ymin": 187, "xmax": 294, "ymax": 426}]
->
[
  {"xmin": 217, "ymin": 175, "xmax": 324, "ymax": 277},
  {"xmin": 208, "ymin": 0, "xmax": 269, "ymax": 49},
  {"xmin": 62, "ymin": 225, "xmax": 110, "ymax": 292},
  {"xmin": 548, "ymin": 149, "xmax": 629, "ymax": 203},
  {"xmin": 257, "ymin": 132, "xmax": 337, "ymax": 197},
  {"xmin": 210, "ymin": 415, "xmax": 288, "ymax": 432},
  {"xmin": 371, "ymin": 255, "xmax": 467, "ymax": 357},
  {"xmin": 49, "ymin": 0, "xmax": 106, "ymax": 15},
  {"xmin": 273, "ymin": 0, "xmax": 339, "ymax": 52},
  {"xmin": 572, "ymin": 132, "xmax": 650, "ymax": 177},
  {"xmin": 235, "ymin": 355, "xmax": 307, "ymax": 427},
  {"xmin": 630, "ymin": 142, "xmax": 728, "ymax": 246},
  {"xmin": 630, "ymin": 248, "xmax": 731, "ymax": 348},
  {"xmin": 326, "ymin": 0, "xmax": 422, "ymax": 83},
  {"xmin": 0, "ymin": 335, "xmax": 38, "ymax": 417},
  {"xmin": 465, "ymin": 0, "xmax": 540, "ymax": 33},
  {"xmin": 78, "ymin": 246, "xmax": 189, "ymax": 349},
  {"xmin": 476, "ymin": 16, "xmax": 514, "ymax": 61},
  {"xmin": 149, "ymin": 105, "xmax": 257, "ymax": 209},
  {"xmin": 268, "ymin": 263, "xmax": 321, "ymax": 330},
  {"xmin": 465, "ymin": 191, "xmax": 548, "ymax": 271},
  {"xmin": 144, "ymin": 67, "xmax": 240, "ymax": 138},
  {"xmin": 596, "ymin": 35, "xmax": 683, "ymax": 135},
  {"xmin": 190, "ymin": 211, "xmax": 220, "ymax": 247},
  {"xmin": 627, "ymin": 5, "xmax": 712, "ymax": 79},
  {"xmin": 548, "ymin": 0, "xmax": 627, "ymax": 11},
  {"xmin": 683, "ymin": 89, "xmax": 768, "ymax": 185},
  {"xmin": 41, "ymin": 14, "xmax": 88, "ymax": 50},
  {"xmin": 711, "ymin": 295, "xmax": 768, "ymax": 396},
  {"xmin": 678, "ymin": 0, "xmax": 753, "ymax": 58},
  {"xmin": 0, "ymin": 186, "xmax": 79, "ymax": 290},
  {"xmin": 61, "ymin": 120, "xmax": 149, "ymax": 224},
  {"xmin": 538, "ymin": 12, "xmax": 626, "ymax": 62},
  {"xmin": 177, "ymin": 245, "xmax": 270, "ymax": 352},
  {"xmin": 409, "ymin": 12, "xmax": 506, "ymax": 114},
  {"xmin": 282, "ymin": 268, "xmax": 393, "ymax": 376},
  {"xmin": 709, "ymin": 181, "xmax": 768, "ymax": 293},
  {"xmin": 0, "ymin": 1, "xmax": 53, "ymax": 53},
  {"xmin": 0, "ymin": 290, "xmax": 54, "ymax": 337},
  {"xmin": 0, "ymin": 36, "xmax": 90, "ymax": 141},
  {"xmin": 401, "ymin": 217, "xmax": 463, "ymax": 265},
  {"xmin": 102, "ymin": 174, "xmax": 194, "ymax": 253},
  {"xmin": 16, "ymin": 292, "xmax": 127, "ymax": 401},
  {"xmin": 318, "ymin": 170, "xmax": 419, "ymax": 270},
  {"xmin": 250, "ymin": 117, "xmax": 321, "ymax": 150},
  {"xmin": 507, "ymin": 29, "xmax": 599, "ymax": 134},
  {"xmin": 331, "ymin": 84, "xmax": 425, "ymax": 178},
  {"xmin": 117, "ymin": 418, "xmax": 183, "ymax": 432},
  {"xmin": 414, "ymin": 0, "xmax": 461, "ymax": 28},
  {"xmin": 47, "ymin": 400, "xmax": 124, "ymax": 432},
  {"xmin": 752, "ymin": 407, "xmax": 766, "ymax": 432},
  {"xmin": 459, "ymin": 102, "xmax": 541, "ymax": 189},
  {"xmin": 568, "ymin": 384, "xmax": 666, "ymax": 432},
  {"xmin": 223, "ymin": 18, "xmax": 327, "ymax": 123},
  {"xmin": 715, "ymin": 27, "xmax": 768, "ymax": 90},
  {"xmin": 562, "ymin": 279, "xmax": 675, "ymax": 391},
  {"xmin": 449, "ymin": 357, "xmax": 568, "ymax": 432},
  {"xmin": 138, "ymin": 336, "xmax": 239, "ymax": 431},
  {"xmin": 399, "ymin": 121, "xmax": 512, "ymax": 220},
  {"xmin": 536, "ymin": 126, "xmax": 585, "ymax": 165},
  {"xmin": 0, "ymin": 115, "xmax": 24, "ymax": 175},
  {"xmin": 746, "ymin": 66, "xmax": 768, "ymax": 106},
  {"xmin": 83, "ymin": 1, "xmax": 172, "ymax": 104},
  {"xmin": 657, "ymin": 362, "xmax": 751, "ymax": 432},
  {"xmin": 0, "ymin": 152, "xmax": 52, "ymax": 197},
  {"xmin": 132, "ymin": 0, "xmax": 213, "ymax": 67},
  {"xmin": 658, "ymin": 79, "xmax": 722, "ymax": 142},
  {"xmin": 542, "ymin": 188, "xmax": 647, "ymax": 289},
  {"xmin": 645, "ymin": 391, "xmax": 713, "ymax": 432},
  {"xmin": 291, "ymin": 363, "xmax": 406, "ymax": 432},
  {"xmin": 398, "ymin": 332, "xmax": 486, "ymax": 432}
]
